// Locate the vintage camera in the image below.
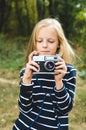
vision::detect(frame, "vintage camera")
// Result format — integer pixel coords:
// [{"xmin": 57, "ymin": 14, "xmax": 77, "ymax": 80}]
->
[{"xmin": 32, "ymin": 54, "xmax": 60, "ymax": 74}]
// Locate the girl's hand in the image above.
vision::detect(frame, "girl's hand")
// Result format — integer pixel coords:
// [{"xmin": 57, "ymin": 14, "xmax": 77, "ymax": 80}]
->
[
  {"xmin": 22, "ymin": 51, "xmax": 39, "ymax": 84},
  {"xmin": 54, "ymin": 58, "xmax": 67, "ymax": 90}
]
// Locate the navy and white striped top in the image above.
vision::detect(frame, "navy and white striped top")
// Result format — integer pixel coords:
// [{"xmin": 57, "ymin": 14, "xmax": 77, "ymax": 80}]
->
[{"xmin": 12, "ymin": 64, "xmax": 76, "ymax": 130}]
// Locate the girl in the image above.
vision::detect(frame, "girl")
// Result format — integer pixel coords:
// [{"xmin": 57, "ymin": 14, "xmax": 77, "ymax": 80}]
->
[{"xmin": 12, "ymin": 18, "xmax": 76, "ymax": 130}]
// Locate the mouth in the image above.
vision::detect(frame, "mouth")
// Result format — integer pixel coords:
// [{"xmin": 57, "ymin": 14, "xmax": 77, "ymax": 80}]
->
[{"xmin": 41, "ymin": 51, "xmax": 50, "ymax": 53}]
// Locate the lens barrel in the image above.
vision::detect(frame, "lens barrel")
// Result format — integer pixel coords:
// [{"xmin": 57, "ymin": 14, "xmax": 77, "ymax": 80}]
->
[{"xmin": 44, "ymin": 61, "xmax": 55, "ymax": 71}]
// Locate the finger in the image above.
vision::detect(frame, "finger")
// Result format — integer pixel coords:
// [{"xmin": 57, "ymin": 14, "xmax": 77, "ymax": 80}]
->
[
  {"xmin": 26, "ymin": 61, "xmax": 39, "ymax": 71},
  {"xmin": 55, "ymin": 62, "xmax": 65, "ymax": 68},
  {"xmin": 28, "ymin": 51, "xmax": 38, "ymax": 61},
  {"xmin": 55, "ymin": 64, "xmax": 67, "ymax": 71},
  {"xmin": 54, "ymin": 69, "xmax": 62, "ymax": 75},
  {"xmin": 30, "ymin": 61, "xmax": 39, "ymax": 68},
  {"xmin": 55, "ymin": 59, "xmax": 65, "ymax": 65},
  {"xmin": 55, "ymin": 61, "xmax": 66, "ymax": 68},
  {"xmin": 54, "ymin": 69, "xmax": 66, "ymax": 76},
  {"xmin": 57, "ymin": 58, "xmax": 64, "ymax": 62},
  {"xmin": 26, "ymin": 63, "xmax": 39, "ymax": 72}
]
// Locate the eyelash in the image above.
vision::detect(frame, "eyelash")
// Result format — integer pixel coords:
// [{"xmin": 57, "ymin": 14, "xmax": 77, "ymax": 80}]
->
[
  {"xmin": 37, "ymin": 40, "xmax": 42, "ymax": 43},
  {"xmin": 49, "ymin": 41, "xmax": 54, "ymax": 43},
  {"xmin": 36, "ymin": 40, "xmax": 54, "ymax": 43}
]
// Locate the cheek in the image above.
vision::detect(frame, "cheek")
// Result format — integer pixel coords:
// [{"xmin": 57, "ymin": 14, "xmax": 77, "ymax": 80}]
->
[
  {"xmin": 53, "ymin": 49, "xmax": 57, "ymax": 54},
  {"xmin": 51, "ymin": 46, "xmax": 58, "ymax": 54},
  {"xmin": 35, "ymin": 44, "xmax": 41, "ymax": 51},
  {"xmin": 51, "ymin": 45, "xmax": 57, "ymax": 51}
]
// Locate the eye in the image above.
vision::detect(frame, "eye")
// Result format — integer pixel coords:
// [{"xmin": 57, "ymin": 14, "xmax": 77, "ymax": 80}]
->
[
  {"xmin": 48, "ymin": 40, "xmax": 55, "ymax": 43},
  {"xmin": 36, "ymin": 39, "xmax": 42, "ymax": 43}
]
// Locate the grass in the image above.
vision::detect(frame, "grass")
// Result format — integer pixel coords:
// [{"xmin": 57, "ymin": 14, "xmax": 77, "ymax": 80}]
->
[
  {"xmin": 69, "ymin": 78, "xmax": 86, "ymax": 130},
  {"xmin": 0, "ymin": 78, "xmax": 86, "ymax": 130},
  {"xmin": 0, "ymin": 82, "xmax": 19, "ymax": 130}
]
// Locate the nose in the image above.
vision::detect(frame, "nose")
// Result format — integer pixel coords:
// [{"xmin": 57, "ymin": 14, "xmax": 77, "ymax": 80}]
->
[{"xmin": 42, "ymin": 41, "xmax": 48, "ymax": 48}]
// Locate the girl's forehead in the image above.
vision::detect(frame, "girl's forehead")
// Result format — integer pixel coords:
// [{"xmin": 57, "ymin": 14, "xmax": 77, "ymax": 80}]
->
[
  {"xmin": 36, "ymin": 26, "xmax": 57, "ymax": 34},
  {"xmin": 35, "ymin": 27, "xmax": 58, "ymax": 40},
  {"xmin": 35, "ymin": 25, "xmax": 58, "ymax": 39}
]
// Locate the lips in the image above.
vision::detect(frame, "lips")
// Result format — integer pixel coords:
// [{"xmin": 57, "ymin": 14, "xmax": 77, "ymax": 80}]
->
[{"xmin": 41, "ymin": 51, "xmax": 50, "ymax": 53}]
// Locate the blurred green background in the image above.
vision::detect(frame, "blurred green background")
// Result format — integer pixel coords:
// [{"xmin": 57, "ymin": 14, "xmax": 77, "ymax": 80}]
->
[{"xmin": 0, "ymin": 0, "xmax": 86, "ymax": 130}]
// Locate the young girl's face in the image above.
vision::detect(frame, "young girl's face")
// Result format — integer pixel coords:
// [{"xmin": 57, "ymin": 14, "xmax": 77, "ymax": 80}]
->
[{"xmin": 35, "ymin": 26, "xmax": 59, "ymax": 55}]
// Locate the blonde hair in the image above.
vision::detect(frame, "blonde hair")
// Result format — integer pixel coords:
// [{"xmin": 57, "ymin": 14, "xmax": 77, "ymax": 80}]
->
[{"xmin": 26, "ymin": 18, "xmax": 75, "ymax": 64}]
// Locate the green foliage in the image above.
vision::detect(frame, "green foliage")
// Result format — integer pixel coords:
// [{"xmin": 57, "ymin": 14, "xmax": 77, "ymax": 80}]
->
[
  {"xmin": 0, "ymin": 34, "xmax": 28, "ymax": 75},
  {"xmin": 0, "ymin": 0, "xmax": 38, "ymax": 36},
  {"xmin": 77, "ymin": 52, "xmax": 86, "ymax": 79},
  {"xmin": 0, "ymin": 0, "xmax": 86, "ymax": 46},
  {"xmin": 78, "ymin": 71, "xmax": 86, "ymax": 79},
  {"xmin": 73, "ymin": 7, "xmax": 86, "ymax": 48},
  {"xmin": 27, "ymin": 0, "xmax": 38, "ymax": 26}
]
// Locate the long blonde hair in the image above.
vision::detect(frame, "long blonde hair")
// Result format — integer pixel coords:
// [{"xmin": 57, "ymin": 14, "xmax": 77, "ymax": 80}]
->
[{"xmin": 26, "ymin": 18, "xmax": 75, "ymax": 64}]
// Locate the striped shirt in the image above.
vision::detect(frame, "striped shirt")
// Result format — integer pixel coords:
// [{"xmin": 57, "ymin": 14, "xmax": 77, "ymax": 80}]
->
[{"xmin": 12, "ymin": 64, "xmax": 76, "ymax": 130}]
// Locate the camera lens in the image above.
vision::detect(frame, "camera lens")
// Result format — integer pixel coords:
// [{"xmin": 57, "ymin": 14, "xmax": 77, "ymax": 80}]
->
[{"xmin": 44, "ymin": 61, "xmax": 55, "ymax": 71}]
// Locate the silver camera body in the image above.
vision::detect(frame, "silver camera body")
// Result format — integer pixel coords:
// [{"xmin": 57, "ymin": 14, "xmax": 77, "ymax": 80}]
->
[{"xmin": 33, "ymin": 54, "xmax": 60, "ymax": 74}]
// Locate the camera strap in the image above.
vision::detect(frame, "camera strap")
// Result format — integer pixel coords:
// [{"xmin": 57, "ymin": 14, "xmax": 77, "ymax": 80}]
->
[
  {"xmin": 49, "ymin": 91, "xmax": 60, "ymax": 130},
  {"xmin": 28, "ymin": 75, "xmax": 60, "ymax": 130}
]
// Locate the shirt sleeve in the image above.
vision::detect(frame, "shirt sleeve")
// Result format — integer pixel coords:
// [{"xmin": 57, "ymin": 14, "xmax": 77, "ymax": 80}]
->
[
  {"xmin": 18, "ymin": 68, "xmax": 33, "ymax": 114},
  {"xmin": 54, "ymin": 65, "xmax": 76, "ymax": 115}
]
